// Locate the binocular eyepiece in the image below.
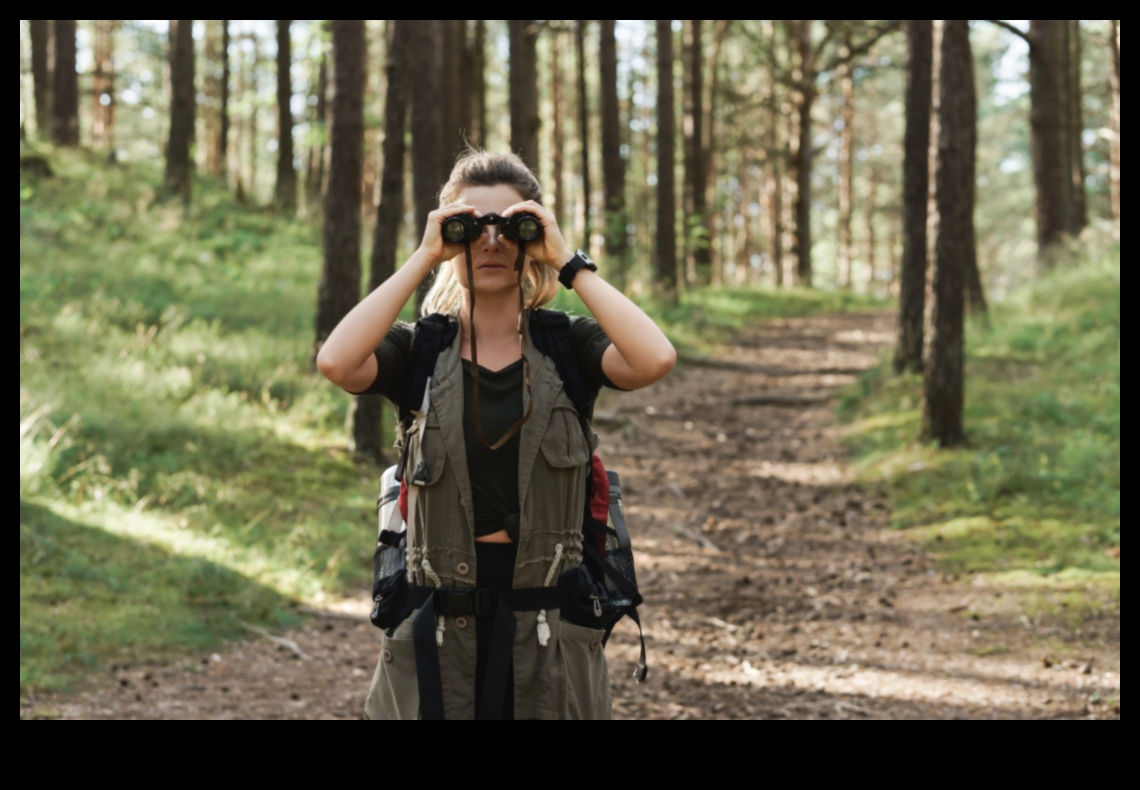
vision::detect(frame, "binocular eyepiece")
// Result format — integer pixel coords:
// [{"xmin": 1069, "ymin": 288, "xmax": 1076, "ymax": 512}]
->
[{"xmin": 442, "ymin": 212, "xmax": 543, "ymax": 245}]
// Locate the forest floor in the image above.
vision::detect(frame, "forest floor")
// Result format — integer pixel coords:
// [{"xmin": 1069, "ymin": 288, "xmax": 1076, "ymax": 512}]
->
[{"xmin": 23, "ymin": 311, "xmax": 1120, "ymax": 720}]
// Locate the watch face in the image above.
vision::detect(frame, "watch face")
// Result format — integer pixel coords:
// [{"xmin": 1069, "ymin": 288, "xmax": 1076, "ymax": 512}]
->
[{"xmin": 576, "ymin": 249, "xmax": 595, "ymax": 266}]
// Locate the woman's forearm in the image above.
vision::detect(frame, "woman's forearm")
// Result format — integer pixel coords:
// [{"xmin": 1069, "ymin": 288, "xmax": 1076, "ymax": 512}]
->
[
  {"xmin": 568, "ymin": 268, "xmax": 676, "ymax": 390},
  {"xmin": 316, "ymin": 247, "xmax": 436, "ymax": 386}
]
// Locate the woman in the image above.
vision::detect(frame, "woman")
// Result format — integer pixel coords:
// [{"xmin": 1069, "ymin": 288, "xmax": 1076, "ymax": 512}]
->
[{"xmin": 317, "ymin": 150, "xmax": 675, "ymax": 719}]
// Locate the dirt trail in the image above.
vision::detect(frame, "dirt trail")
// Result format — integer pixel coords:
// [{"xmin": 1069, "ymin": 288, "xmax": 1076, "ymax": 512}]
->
[{"xmin": 28, "ymin": 312, "xmax": 1120, "ymax": 719}]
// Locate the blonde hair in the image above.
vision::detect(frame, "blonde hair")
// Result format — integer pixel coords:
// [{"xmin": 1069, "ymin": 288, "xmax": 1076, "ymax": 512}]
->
[{"xmin": 421, "ymin": 150, "xmax": 560, "ymax": 317}]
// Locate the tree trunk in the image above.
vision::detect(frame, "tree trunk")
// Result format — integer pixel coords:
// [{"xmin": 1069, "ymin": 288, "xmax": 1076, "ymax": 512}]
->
[
  {"xmin": 509, "ymin": 20, "xmax": 540, "ymax": 172},
  {"xmin": 1068, "ymin": 20, "xmax": 1088, "ymax": 232},
  {"xmin": 91, "ymin": 20, "xmax": 118, "ymax": 151},
  {"xmin": 703, "ymin": 20, "xmax": 729, "ymax": 286},
  {"xmin": 599, "ymin": 20, "xmax": 628, "ymax": 289},
  {"xmin": 441, "ymin": 20, "xmax": 467, "ymax": 160},
  {"xmin": 655, "ymin": 20, "xmax": 678, "ymax": 301},
  {"xmin": 472, "ymin": 21, "xmax": 486, "ymax": 147},
  {"xmin": 792, "ymin": 88, "xmax": 815, "ymax": 286},
  {"xmin": 410, "ymin": 20, "xmax": 444, "ymax": 311},
  {"xmin": 686, "ymin": 20, "xmax": 708, "ymax": 284},
  {"xmin": 275, "ymin": 21, "xmax": 297, "ymax": 212},
  {"xmin": 791, "ymin": 20, "xmax": 815, "ymax": 287},
  {"xmin": 316, "ymin": 20, "xmax": 365, "ymax": 353},
  {"xmin": 204, "ymin": 21, "xmax": 220, "ymax": 174},
  {"xmin": 764, "ymin": 21, "xmax": 784, "ymax": 288},
  {"xmin": 357, "ymin": 19, "xmax": 410, "ymax": 464},
  {"xmin": 164, "ymin": 20, "xmax": 195, "ymax": 202},
  {"xmin": 306, "ymin": 36, "xmax": 328, "ymax": 208},
  {"xmin": 1029, "ymin": 20, "xmax": 1070, "ymax": 262},
  {"xmin": 458, "ymin": 22, "xmax": 474, "ymax": 151},
  {"xmin": 52, "ymin": 20, "xmax": 78, "ymax": 146},
  {"xmin": 1108, "ymin": 20, "xmax": 1117, "ymax": 222},
  {"xmin": 921, "ymin": 19, "xmax": 974, "ymax": 448},
  {"xmin": 838, "ymin": 60, "xmax": 855, "ymax": 289},
  {"xmin": 245, "ymin": 35, "xmax": 261, "ymax": 202},
  {"xmin": 219, "ymin": 20, "xmax": 231, "ymax": 182},
  {"xmin": 923, "ymin": 20, "xmax": 943, "ymax": 367},
  {"xmin": 576, "ymin": 21, "xmax": 592, "ymax": 256},
  {"xmin": 551, "ymin": 29, "xmax": 565, "ymax": 228},
  {"xmin": 865, "ymin": 160, "xmax": 879, "ymax": 290},
  {"xmin": 30, "ymin": 20, "xmax": 51, "ymax": 140},
  {"xmin": 895, "ymin": 19, "xmax": 932, "ymax": 375}
]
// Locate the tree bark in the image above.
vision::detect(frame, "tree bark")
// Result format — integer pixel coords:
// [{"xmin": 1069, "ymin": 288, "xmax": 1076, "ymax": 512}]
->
[
  {"xmin": 91, "ymin": 20, "xmax": 118, "ymax": 151},
  {"xmin": 410, "ymin": 20, "xmax": 444, "ymax": 311},
  {"xmin": 655, "ymin": 20, "xmax": 678, "ymax": 301},
  {"xmin": 576, "ymin": 21, "xmax": 592, "ymax": 256},
  {"xmin": 764, "ymin": 21, "xmax": 784, "ymax": 288},
  {"xmin": 509, "ymin": 20, "xmax": 540, "ymax": 172},
  {"xmin": 921, "ymin": 19, "xmax": 974, "ymax": 448},
  {"xmin": 457, "ymin": 21, "xmax": 474, "ymax": 150},
  {"xmin": 316, "ymin": 20, "xmax": 365, "ymax": 353},
  {"xmin": 473, "ymin": 21, "xmax": 486, "ymax": 147},
  {"xmin": 244, "ymin": 35, "xmax": 261, "ymax": 202},
  {"xmin": 791, "ymin": 20, "xmax": 815, "ymax": 287},
  {"xmin": 1108, "ymin": 20, "xmax": 1117, "ymax": 222},
  {"xmin": 357, "ymin": 19, "xmax": 410, "ymax": 464},
  {"xmin": 599, "ymin": 20, "xmax": 628, "ymax": 289},
  {"xmin": 306, "ymin": 34, "xmax": 328, "ymax": 208},
  {"xmin": 164, "ymin": 20, "xmax": 196, "ymax": 202},
  {"xmin": 30, "ymin": 20, "xmax": 51, "ymax": 139},
  {"xmin": 275, "ymin": 21, "xmax": 297, "ymax": 212},
  {"xmin": 703, "ymin": 20, "xmax": 729, "ymax": 286},
  {"xmin": 551, "ymin": 29, "xmax": 565, "ymax": 228},
  {"xmin": 52, "ymin": 20, "xmax": 78, "ymax": 146},
  {"xmin": 1028, "ymin": 20, "xmax": 1070, "ymax": 262},
  {"xmin": 685, "ymin": 20, "xmax": 708, "ymax": 284},
  {"xmin": 838, "ymin": 59, "xmax": 855, "ymax": 290},
  {"xmin": 1068, "ymin": 19, "xmax": 1087, "ymax": 232},
  {"xmin": 219, "ymin": 20, "xmax": 231, "ymax": 182}
]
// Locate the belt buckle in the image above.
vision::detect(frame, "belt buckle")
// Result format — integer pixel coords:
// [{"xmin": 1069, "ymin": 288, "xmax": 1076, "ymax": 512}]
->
[{"xmin": 473, "ymin": 588, "xmax": 497, "ymax": 617}]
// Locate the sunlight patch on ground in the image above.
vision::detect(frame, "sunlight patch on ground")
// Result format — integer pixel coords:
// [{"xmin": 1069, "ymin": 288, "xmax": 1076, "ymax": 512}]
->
[{"xmin": 749, "ymin": 460, "xmax": 848, "ymax": 486}]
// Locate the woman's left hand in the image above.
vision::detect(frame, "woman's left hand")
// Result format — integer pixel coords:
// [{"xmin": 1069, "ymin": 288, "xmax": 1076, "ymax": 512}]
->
[{"xmin": 501, "ymin": 201, "xmax": 575, "ymax": 271}]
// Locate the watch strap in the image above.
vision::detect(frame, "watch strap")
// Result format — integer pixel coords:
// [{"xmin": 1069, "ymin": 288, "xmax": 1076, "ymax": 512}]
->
[{"xmin": 558, "ymin": 251, "xmax": 597, "ymax": 290}]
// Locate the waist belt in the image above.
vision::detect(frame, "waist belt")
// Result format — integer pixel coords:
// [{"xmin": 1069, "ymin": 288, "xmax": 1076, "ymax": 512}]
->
[{"xmin": 407, "ymin": 584, "xmax": 562, "ymax": 720}]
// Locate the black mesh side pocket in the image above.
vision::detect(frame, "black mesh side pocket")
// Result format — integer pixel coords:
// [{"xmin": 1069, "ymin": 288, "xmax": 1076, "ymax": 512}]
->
[
  {"xmin": 370, "ymin": 530, "xmax": 411, "ymax": 630},
  {"xmin": 370, "ymin": 467, "xmax": 411, "ymax": 631}
]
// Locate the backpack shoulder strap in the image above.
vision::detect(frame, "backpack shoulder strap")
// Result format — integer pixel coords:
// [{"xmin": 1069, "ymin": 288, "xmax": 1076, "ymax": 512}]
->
[
  {"xmin": 396, "ymin": 313, "xmax": 458, "ymax": 478},
  {"xmin": 529, "ymin": 308, "xmax": 589, "ymax": 416}
]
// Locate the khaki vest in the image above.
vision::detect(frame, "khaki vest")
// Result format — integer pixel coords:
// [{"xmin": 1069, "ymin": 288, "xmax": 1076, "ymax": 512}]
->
[{"xmin": 364, "ymin": 315, "xmax": 613, "ymax": 720}]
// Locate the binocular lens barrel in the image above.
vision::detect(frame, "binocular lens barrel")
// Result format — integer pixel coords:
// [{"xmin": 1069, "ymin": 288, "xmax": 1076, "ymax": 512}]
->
[
  {"xmin": 439, "ymin": 212, "xmax": 543, "ymax": 244},
  {"xmin": 443, "ymin": 216, "xmax": 470, "ymax": 243},
  {"xmin": 514, "ymin": 217, "xmax": 541, "ymax": 242}
]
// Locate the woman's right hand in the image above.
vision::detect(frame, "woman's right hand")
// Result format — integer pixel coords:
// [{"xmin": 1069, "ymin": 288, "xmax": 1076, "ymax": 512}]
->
[{"xmin": 419, "ymin": 203, "xmax": 479, "ymax": 266}]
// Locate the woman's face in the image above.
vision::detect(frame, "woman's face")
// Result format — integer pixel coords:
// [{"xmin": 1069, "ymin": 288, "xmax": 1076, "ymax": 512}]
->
[{"xmin": 450, "ymin": 183, "xmax": 530, "ymax": 295}]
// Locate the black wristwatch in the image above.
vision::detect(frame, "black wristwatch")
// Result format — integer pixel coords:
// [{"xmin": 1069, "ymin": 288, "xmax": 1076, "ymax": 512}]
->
[{"xmin": 558, "ymin": 249, "xmax": 598, "ymax": 290}]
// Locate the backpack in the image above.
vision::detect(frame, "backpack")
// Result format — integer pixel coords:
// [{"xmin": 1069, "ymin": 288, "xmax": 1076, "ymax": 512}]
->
[{"xmin": 370, "ymin": 309, "xmax": 647, "ymax": 682}]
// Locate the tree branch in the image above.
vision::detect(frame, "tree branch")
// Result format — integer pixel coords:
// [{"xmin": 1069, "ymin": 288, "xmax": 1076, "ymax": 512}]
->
[
  {"xmin": 822, "ymin": 21, "xmax": 901, "ymax": 73},
  {"xmin": 987, "ymin": 19, "xmax": 1033, "ymax": 47}
]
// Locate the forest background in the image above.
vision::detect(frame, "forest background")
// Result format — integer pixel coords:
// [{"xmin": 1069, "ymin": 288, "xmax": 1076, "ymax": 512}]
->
[{"xmin": 19, "ymin": 20, "xmax": 1119, "ymax": 709}]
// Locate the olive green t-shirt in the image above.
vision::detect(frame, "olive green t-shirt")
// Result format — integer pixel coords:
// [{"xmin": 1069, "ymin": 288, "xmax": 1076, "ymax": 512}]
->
[{"xmin": 356, "ymin": 315, "xmax": 620, "ymax": 538}]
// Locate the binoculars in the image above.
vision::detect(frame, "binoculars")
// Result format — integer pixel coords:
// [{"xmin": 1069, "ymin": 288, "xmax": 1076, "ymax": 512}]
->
[{"xmin": 442, "ymin": 212, "xmax": 543, "ymax": 244}]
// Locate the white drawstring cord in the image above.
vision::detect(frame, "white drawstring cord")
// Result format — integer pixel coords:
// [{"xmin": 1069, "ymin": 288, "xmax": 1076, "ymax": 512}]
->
[
  {"xmin": 536, "ymin": 543, "xmax": 564, "ymax": 647},
  {"xmin": 420, "ymin": 557, "xmax": 446, "ymax": 647}
]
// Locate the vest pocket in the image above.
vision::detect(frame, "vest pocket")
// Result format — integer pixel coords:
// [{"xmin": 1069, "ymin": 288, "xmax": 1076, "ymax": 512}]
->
[
  {"xmin": 364, "ymin": 630, "xmax": 421, "ymax": 720},
  {"xmin": 540, "ymin": 405, "xmax": 591, "ymax": 469},
  {"xmin": 542, "ymin": 620, "xmax": 615, "ymax": 715},
  {"xmin": 406, "ymin": 420, "xmax": 448, "ymax": 487}
]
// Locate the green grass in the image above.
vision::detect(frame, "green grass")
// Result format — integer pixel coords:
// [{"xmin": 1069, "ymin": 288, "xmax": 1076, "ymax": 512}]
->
[
  {"xmin": 19, "ymin": 145, "xmax": 893, "ymax": 697},
  {"xmin": 838, "ymin": 247, "xmax": 1120, "ymax": 607}
]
